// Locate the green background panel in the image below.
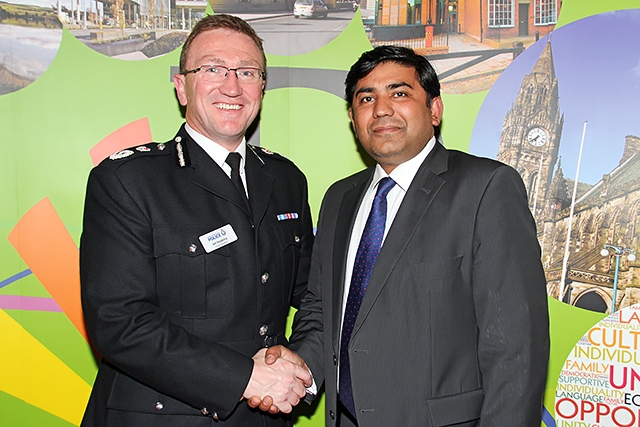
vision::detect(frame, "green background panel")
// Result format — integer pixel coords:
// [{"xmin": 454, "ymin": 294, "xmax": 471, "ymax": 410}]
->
[
  {"xmin": 0, "ymin": 391, "xmax": 77, "ymax": 427},
  {"xmin": 1, "ymin": 1, "xmax": 637, "ymax": 425},
  {"xmin": 262, "ymin": 87, "xmax": 368, "ymax": 219}
]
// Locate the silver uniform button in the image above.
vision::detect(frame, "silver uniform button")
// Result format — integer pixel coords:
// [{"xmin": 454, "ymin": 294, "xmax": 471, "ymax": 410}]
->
[
  {"xmin": 201, "ymin": 408, "xmax": 209, "ymax": 415},
  {"xmin": 294, "ymin": 235, "xmax": 300, "ymax": 243},
  {"xmin": 155, "ymin": 401, "xmax": 164, "ymax": 410},
  {"xmin": 189, "ymin": 244, "xmax": 198, "ymax": 253},
  {"xmin": 157, "ymin": 143, "xmax": 165, "ymax": 150},
  {"xmin": 261, "ymin": 272, "xmax": 269, "ymax": 283},
  {"xmin": 175, "ymin": 136, "xmax": 182, "ymax": 142},
  {"xmin": 259, "ymin": 324, "xmax": 269, "ymax": 336},
  {"xmin": 212, "ymin": 412, "xmax": 219, "ymax": 420}
]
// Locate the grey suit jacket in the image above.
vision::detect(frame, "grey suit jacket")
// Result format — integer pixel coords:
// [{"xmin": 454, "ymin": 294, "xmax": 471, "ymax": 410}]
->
[{"xmin": 290, "ymin": 142, "xmax": 549, "ymax": 426}]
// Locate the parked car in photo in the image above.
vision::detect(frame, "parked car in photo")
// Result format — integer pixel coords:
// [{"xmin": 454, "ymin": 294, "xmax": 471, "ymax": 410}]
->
[{"xmin": 294, "ymin": 0, "xmax": 329, "ymax": 19}]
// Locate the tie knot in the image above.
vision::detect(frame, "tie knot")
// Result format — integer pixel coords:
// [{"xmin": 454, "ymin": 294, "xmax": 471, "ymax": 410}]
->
[
  {"xmin": 376, "ymin": 177, "xmax": 396, "ymax": 199},
  {"xmin": 226, "ymin": 152, "xmax": 242, "ymax": 172}
]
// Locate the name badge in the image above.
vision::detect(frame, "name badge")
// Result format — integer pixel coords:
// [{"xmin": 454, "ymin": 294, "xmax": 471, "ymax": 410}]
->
[{"xmin": 199, "ymin": 224, "xmax": 237, "ymax": 253}]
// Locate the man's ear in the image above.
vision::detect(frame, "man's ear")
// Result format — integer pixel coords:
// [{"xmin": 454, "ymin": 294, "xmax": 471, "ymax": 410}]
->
[
  {"xmin": 430, "ymin": 96, "xmax": 444, "ymax": 126},
  {"xmin": 173, "ymin": 74, "xmax": 188, "ymax": 107}
]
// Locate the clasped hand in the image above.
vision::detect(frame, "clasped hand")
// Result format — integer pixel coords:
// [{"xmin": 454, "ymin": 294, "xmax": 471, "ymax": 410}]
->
[{"xmin": 243, "ymin": 346, "xmax": 310, "ymax": 414}]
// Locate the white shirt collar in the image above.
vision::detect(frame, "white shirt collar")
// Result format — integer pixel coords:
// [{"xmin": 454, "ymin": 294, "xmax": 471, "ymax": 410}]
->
[
  {"xmin": 370, "ymin": 135, "xmax": 437, "ymax": 191},
  {"xmin": 184, "ymin": 122, "xmax": 247, "ymax": 168}
]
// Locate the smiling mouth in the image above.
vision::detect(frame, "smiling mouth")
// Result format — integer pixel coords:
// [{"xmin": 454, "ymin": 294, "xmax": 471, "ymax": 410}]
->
[
  {"xmin": 214, "ymin": 103, "xmax": 242, "ymax": 110},
  {"xmin": 373, "ymin": 125, "xmax": 400, "ymax": 133}
]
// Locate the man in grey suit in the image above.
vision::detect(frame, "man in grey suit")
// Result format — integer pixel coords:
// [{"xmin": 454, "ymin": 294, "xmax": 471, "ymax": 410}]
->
[{"xmin": 252, "ymin": 45, "xmax": 550, "ymax": 426}]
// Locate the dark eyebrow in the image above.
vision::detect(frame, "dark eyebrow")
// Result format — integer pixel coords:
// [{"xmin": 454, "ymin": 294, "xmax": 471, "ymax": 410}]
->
[
  {"xmin": 388, "ymin": 81, "xmax": 413, "ymax": 90},
  {"xmin": 354, "ymin": 86, "xmax": 375, "ymax": 97},
  {"xmin": 354, "ymin": 81, "xmax": 413, "ymax": 97}
]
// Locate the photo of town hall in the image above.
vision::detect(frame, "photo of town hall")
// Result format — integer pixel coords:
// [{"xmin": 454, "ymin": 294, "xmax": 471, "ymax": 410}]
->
[{"xmin": 473, "ymin": 10, "xmax": 640, "ymax": 314}]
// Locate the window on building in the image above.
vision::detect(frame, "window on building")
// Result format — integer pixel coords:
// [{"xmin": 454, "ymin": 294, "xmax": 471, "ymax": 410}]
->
[
  {"xmin": 536, "ymin": 86, "xmax": 548, "ymax": 107},
  {"xmin": 529, "ymin": 172, "xmax": 538, "ymax": 202},
  {"xmin": 525, "ymin": 84, "xmax": 534, "ymax": 104},
  {"xmin": 488, "ymin": 0, "xmax": 514, "ymax": 27},
  {"xmin": 534, "ymin": 0, "xmax": 557, "ymax": 25}
]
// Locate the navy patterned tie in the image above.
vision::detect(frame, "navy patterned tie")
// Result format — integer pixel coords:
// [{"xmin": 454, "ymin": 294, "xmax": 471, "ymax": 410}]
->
[{"xmin": 339, "ymin": 177, "xmax": 396, "ymax": 419}]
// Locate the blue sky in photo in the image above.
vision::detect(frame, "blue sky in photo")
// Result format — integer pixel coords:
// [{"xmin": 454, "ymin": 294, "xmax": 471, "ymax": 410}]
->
[
  {"xmin": 0, "ymin": 24, "xmax": 61, "ymax": 77},
  {"xmin": 470, "ymin": 9, "xmax": 640, "ymax": 185}
]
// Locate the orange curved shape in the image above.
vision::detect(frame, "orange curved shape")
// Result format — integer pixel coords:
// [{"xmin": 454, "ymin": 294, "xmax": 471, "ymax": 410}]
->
[
  {"xmin": 7, "ymin": 198, "xmax": 88, "ymax": 342},
  {"xmin": 89, "ymin": 117, "xmax": 153, "ymax": 166}
]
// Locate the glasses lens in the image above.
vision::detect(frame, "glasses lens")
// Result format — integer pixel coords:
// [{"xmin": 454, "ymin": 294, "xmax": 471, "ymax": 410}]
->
[
  {"xmin": 200, "ymin": 66, "xmax": 226, "ymax": 82},
  {"xmin": 196, "ymin": 65, "xmax": 262, "ymax": 83},
  {"xmin": 236, "ymin": 68, "xmax": 261, "ymax": 82}
]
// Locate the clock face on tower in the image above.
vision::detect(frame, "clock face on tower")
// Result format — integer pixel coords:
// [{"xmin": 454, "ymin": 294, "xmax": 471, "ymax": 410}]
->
[{"xmin": 527, "ymin": 127, "xmax": 548, "ymax": 146}]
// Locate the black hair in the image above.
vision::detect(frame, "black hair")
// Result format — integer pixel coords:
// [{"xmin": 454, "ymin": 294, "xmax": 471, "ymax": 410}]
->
[{"xmin": 345, "ymin": 45, "xmax": 440, "ymax": 106}]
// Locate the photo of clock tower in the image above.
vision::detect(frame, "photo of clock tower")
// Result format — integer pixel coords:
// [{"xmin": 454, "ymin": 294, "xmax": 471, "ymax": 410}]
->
[
  {"xmin": 497, "ymin": 39, "xmax": 563, "ymax": 221},
  {"xmin": 489, "ymin": 28, "xmax": 640, "ymax": 314}
]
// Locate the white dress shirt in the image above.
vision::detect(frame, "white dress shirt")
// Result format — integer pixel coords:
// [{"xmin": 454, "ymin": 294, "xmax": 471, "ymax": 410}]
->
[
  {"xmin": 341, "ymin": 136, "xmax": 437, "ymax": 314},
  {"xmin": 184, "ymin": 123, "xmax": 249, "ymax": 198},
  {"xmin": 336, "ymin": 136, "xmax": 437, "ymax": 389}
]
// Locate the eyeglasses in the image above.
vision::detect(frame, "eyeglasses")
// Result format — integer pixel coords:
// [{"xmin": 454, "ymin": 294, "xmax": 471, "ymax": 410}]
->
[{"xmin": 181, "ymin": 64, "xmax": 265, "ymax": 84}]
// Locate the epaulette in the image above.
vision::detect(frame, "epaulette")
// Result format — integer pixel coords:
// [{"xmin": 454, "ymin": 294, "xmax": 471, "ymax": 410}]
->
[
  {"xmin": 248, "ymin": 144, "xmax": 290, "ymax": 165},
  {"xmin": 108, "ymin": 143, "xmax": 170, "ymax": 161}
]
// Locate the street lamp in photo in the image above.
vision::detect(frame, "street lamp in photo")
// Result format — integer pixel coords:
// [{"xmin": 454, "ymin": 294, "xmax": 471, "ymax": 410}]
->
[{"xmin": 601, "ymin": 244, "xmax": 636, "ymax": 313}]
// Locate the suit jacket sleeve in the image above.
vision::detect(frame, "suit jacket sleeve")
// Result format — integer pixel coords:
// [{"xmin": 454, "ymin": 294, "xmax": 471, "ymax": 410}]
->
[
  {"xmin": 80, "ymin": 164, "xmax": 253, "ymax": 418},
  {"xmin": 288, "ymin": 187, "xmax": 333, "ymax": 393},
  {"xmin": 289, "ymin": 173, "xmax": 314, "ymax": 310},
  {"xmin": 472, "ymin": 165, "xmax": 549, "ymax": 426}
]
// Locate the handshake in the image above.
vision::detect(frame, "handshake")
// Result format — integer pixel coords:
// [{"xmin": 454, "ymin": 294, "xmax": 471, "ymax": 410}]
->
[{"xmin": 242, "ymin": 345, "xmax": 312, "ymax": 414}]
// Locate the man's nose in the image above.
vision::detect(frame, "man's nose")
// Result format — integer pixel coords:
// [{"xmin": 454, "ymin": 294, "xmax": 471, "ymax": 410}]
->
[
  {"xmin": 218, "ymin": 70, "xmax": 242, "ymax": 96},
  {"xmin": 373, "ymin": 97, "xmax": 393, "ymax": 118}
]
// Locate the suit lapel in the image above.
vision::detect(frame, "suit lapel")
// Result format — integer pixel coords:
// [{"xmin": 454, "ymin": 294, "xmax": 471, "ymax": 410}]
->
[
  {"xmin": 352, "ymin": 143, "xmax": 449, "ymax": 336},
  {"xmin": 332, "ymin": 172, "xmax": 373, "ymax": 343}
]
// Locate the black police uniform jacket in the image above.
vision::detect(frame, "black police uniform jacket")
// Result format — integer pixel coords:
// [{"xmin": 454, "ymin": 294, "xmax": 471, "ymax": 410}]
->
[{"xmin": 80, "ymin": 125, "xmax": 314, "ymax": 427}]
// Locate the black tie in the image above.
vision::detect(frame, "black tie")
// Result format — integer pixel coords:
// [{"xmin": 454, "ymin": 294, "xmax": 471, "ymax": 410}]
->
[{"xmin": 225, "ymin": 152, "xmax": 249, "ymax": 208}]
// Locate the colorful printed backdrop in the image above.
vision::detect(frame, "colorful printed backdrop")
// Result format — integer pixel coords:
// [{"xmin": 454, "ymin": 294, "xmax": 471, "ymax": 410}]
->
[{"xmin": 1, "ymin": 1, "xmax": 639, "ymax": 425}]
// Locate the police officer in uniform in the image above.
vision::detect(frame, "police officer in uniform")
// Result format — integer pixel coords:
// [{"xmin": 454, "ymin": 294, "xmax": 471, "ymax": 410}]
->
[{"xmin": 80, "ymin": 14, "xmax": 313, "ymax": 427}]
